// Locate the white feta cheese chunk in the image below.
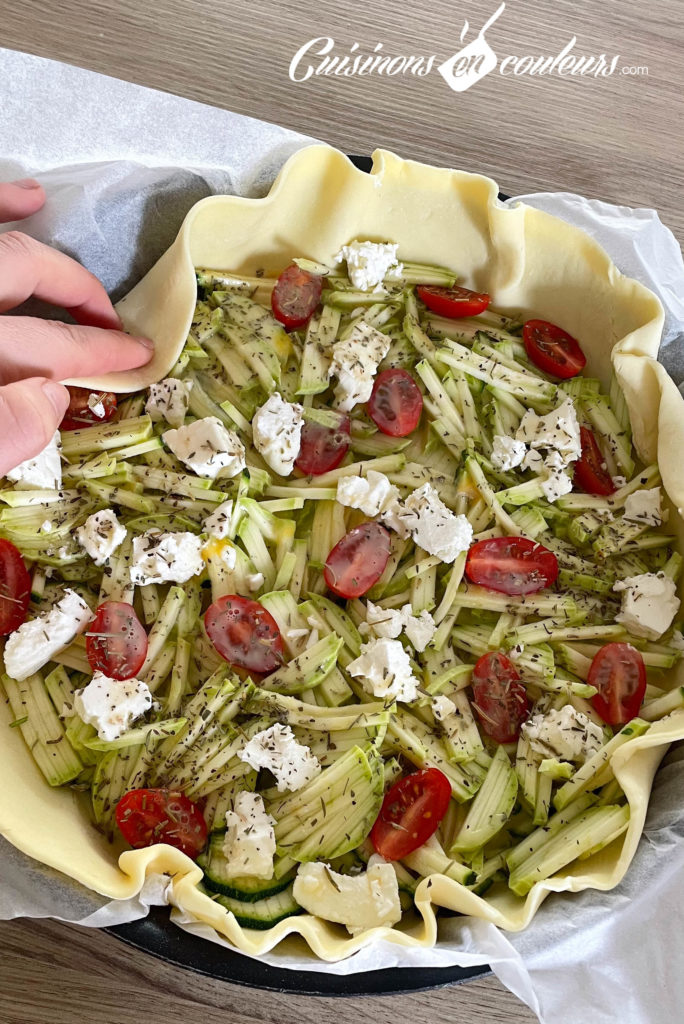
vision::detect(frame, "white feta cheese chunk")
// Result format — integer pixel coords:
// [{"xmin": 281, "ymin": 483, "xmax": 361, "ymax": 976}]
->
[
  {"xmin": 516, "ymin": 396, "xmax": 581, "ymax": 470},
  {"xmin": 162, "ymin": 416, "xmax": 245, "ymax": 479},
  {"xmin": 4, "ymin": 588, "xmax": 93, "ymax": 681},
  {"xmin": 145, "ymin": 377, "xmax": 193, "ymax": 428},
  {"xmin": 246, "ymin": 572, "xmax": 265, "ymax": 592},
  {"xmin": 252, "ymin": 392, "xmax": 304, "ymax": 477},
  {"xmin": 130, "ymin": 530, "xmax": 204, "ymax": 586},
  {"xmin": 40, "ymin": 520, "xmax": 53, "ymax": 534},
  {"xmin": 73, "ymin": 671, "xmax": 152, "ymax": 742},
  {"xmin": 522, "ymin": 705, "xmax": 604, "ymax": 763},
  {"xmin": 612, "ymin": 475, "xmax": 627, "ymax": 489},
  {"xmin": 328, "ymin": 322, "xmax": 391, "ymax": 412},
  {"xmin": 669, "ymin": 629, "xmax": 684, "ymax": 652},
  {"xmin": 362, "ymin": 601, "xmax": 405, "ymax": 639},
  {"xmin": 222, "ymin": 792, "xmax": 276, "ymax": 880},
  {"xmin": 614, "ymin": 573, "xmax": 680, "ymax": 640},
  {"xmin": 540, "ymin": 468, "xmax": 573, "ymax": 503},
  {"xmin": 336, "ymin": 240, "xmax": 402, "ymax": 292},
  {"xmin": 75, "ymin": 509, "xmax": 127, "ymax": 566},
  {"xmin": 432, "ymin": 694, "xmax": 457, "ymax": 722},
  {"xmin": 397, "ymin": 483, "xmax": 473, "ymax": 563},
  {"xmin": 491, "ymin": 435, "xmax": 526, "ymax": 472},
  {"xmin": 239, "ymin": 723, "xmax": 321, "ymax": 793},
  {"xmin": 86, "ymin": 392, "xmax": 107, "ymax": 420},
  {"xmin": 293, "ymin": 858, "xmax": 401, "ymax": 935},
  {"xmin": 6, "ymin": 431, "xmax": 61, "ymax": 490},
  {"xmin": 347, "ymin": 637, "xmax": 419, "ymax": 703},
  {"xmin": 203, "ymin": 500, "xmax": 234, "ymax": 539},
  {"xmin": 623, "ymin": 487, "xmax": 663, "ymax": 527},
  {"xmin": 362, "ymin": 602, "xmax": 436, "ymax": 653},
  {"xmin": 336, "ymin": 470, "xmax": 400, "ymax": 517},
  {"xmin": 402, "ymin": 608, "xmax": 436, "ymax": 652},
  {"xmin": 379, "ymin": 498, "xmax": 412, "ymax": 539}
]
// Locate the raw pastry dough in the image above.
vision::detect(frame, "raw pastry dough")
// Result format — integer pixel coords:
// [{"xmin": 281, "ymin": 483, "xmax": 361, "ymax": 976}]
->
[{"xmin": 5, "ymin": 146, "xmax": 684, "ymax": 960}]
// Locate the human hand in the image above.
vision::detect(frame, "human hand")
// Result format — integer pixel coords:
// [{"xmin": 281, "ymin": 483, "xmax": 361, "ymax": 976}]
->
[{"xmin": 0, "ymin": 179, "xmax": 153, "ymax": 476}]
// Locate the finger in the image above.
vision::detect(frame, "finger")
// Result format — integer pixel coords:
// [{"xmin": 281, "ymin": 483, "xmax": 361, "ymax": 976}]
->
[
  {"xmin": 0, "ymin": 180, "xmax": 46, "ymax": 224},
  {"xmin": 0, "ymin": 377, "xmax": 69, "ymax": 477},
  {"xmin": 0, "ymin": 230, "xmax": 122, "ymax": 329},
  {"xmin": 0, "ymin": 317, "xmax": 153, "ymax": 386}
]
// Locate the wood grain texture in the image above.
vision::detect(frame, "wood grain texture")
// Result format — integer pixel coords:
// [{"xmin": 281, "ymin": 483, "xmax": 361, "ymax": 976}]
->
[{"xmin": 0, "ymin": 1, "xmax": 682, "ymax": 1020}]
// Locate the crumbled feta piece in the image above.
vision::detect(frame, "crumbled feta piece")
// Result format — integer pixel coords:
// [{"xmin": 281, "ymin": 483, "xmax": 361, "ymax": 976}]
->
[
  {"xmin": 4, "ymin": 589, "xmax": 93, "ymax": 681},
  {"xmin": 222, "ymin": 792, "xmax": 276, "ymax": 880},
  {"xmin": 432, "ymin": 694, "xmax": 457, "ymax": 722},
  {"xmin": 6, "ymin": 431, "xmax": 61, "ymax": 490},
  {"xmin": 252, "ymin": 392, "xmax": 304, "ymax": 477},
  {"xmin": 328, "ymin": 322, "xmax": 391, "ymax": 412},
  {"xmin": 86, "ymin": 392, "xmax": 107, "ymax": 419},
  {"xmin": 76, "ymin": 509, "xmax": 127, "ymax": 566},
  {"xmin": 540, "ymin": 468, "xmax": 573, "ymax": 503},
  {"xmin": 491, "ymin": 435, "xmax": 526, "ymax": 472},
  {"xmin": 516, "ymin": 396, "xmax": 581, "ymax": 471},
  {"xmin": 347, "ymin": 637, "xmax": 419, "ymax": 702},
  {"xmin": 162, "ymin": 416, "xmax": 245, "ymax": 479},
  {"xmin": 669, "ymin": 629, "xmax": 684, "ymax": 652},
  {"xmin": 624, "ymin": 487, "xmax": 663, "ymax": 527},
  {"xmin": 522, "ymin": 705, "xmax": 604, "ymax": 763},
  {"xmin": 73, "ymin": 671, "xmax": 152, "ymax": 742},
  {"xmin": 203, "ymin": 500, "xmax": 234, "ymax": 539},
  {"xmin": 379, "ymin": 498, "xmax": 412, "ymax": 539},
  {"xmin": 612, "ymin": 475, "xmax": 627, "ymax": 489},
  {"xmin": 336, "ymin": 470, "xmax": 401, "ymax": 517},
  {"xmin": 614, "ymin": 573, "xmax": 680, "ymax": 640},
  {"xmin": 397, "ymin": 483, "xmax": 473, "ymax": 563},
  {"xmin": 145, "ymin": 377, "xmax": 193, "ymax": 428},
  {"xmin": 293, "ymin": 858, "xmax": 401, "ymax": 935},
  {"xmin": 130, "ymin": 531, "xmax": 204, "ymax": 586},
  {"xmin": 246, "ymin": 572, "xmax": 265, "ymax": 592},
  {"xmin": 509, "ymin": 642, "xmax": 525, "ymax": 661},
  {"xmin": 239, "ymin": 723, "xmax": 321, "ymax": 792},
  {"xmin": 336, "ymin": 240, "xmax": 402, "ymax": 292},
  {"xmin": 40, "ymin": 520, "xmax": 53, "ymax": 534},
  {"xmin": 361, "ymin": 601, "xmax": 436, "ymax": 652}
]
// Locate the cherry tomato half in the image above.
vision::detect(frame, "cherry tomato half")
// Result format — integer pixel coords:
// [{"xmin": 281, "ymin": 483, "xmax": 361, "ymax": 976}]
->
[
  {"xmin": 472, "ymin": 652, "xmax": 529, "ymax": 744},
  {"xmin": 370, "ymin": 767, "xmax": 452, "ymax": 860},
  {"xmin": 116, "ymin": 788, "xmax": 208, "ymax": 859},
  {"xmin": 367, "ymin": 368, "xmax": 423, "ymax": 437},
  {"xmin": 589, "ymin": 642, "xmax": 646, "ymax": 726},
  {"xmin": 324, "ymin": 522, "xmax": 392, "ymax": 599},
  {"xmin": 86, "ymin": 601, "xmax": 148, "ymax": 680},
  {"xmin": 574, "ymin": 426, "xmax": 615, "ymax": 496},
  {"xmin": 205, "ymin": 595, "xmax": 284, "ymax": 674},
  {"xmin": 295, "ymin": 414, "xmax": 351, "ymax": 475},
  {"xmin": 416, "ymin": 284, "xmax": 490, "ymax": 319},
  {"xmin": 522, "ymin": 319, "xmax": 586, "ymax": 379},
  {"xmin": 60, "ymin": 386, "xmax": 117, "ymax": 431},
  {"xmin": 271, "ymin": 264, "xmax": 323, "ymax": 331},
  {"xmin": 465, "ymin": 536, "xmax": 558, "ymax": 596},
  {"xmin": 0, "ymin": 539, "xmax": 31, "ymax": 636}
]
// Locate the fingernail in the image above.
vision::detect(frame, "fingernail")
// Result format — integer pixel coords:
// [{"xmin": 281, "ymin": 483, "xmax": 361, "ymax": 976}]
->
[
  {"xmin": 135, "ymin": 336, "xmax": 155, "ymax": 350},
  {"xmin": 12, "ymin": 177, "xmax": 42, "ymax": 190},
  {"xmin": 41, "ymin": 380, "xmax": 68, "ymax": 417}
]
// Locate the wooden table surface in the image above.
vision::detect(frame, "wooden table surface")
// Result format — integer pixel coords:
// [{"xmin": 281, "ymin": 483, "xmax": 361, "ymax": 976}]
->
[{"xmin": 0, "ymin": 1, "xmax": 682, "ymax": 1022}]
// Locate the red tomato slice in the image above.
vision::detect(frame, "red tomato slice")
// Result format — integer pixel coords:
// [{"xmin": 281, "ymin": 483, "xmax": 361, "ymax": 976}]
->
[
  {"xmin": 205, "ymin": 595, "xmax": 284, "ymax": 674},
  {"xmin": 370, "ymin": 767, "xmax": 451, "ymax": 860},
  {"xmin": 116, "ymin": 788, "xmax": 207, "ymax": 859},
  {"xmin": 367, "ymin": 368, "xmax": 423, "ymax": 437},
  {"xmin": 416, "ymin": 284, "xmax": 490, "ymax": 319},
  {"xmin": 472, "ymin": 652, "xmax": 529, "ymax": 743},
  {"xmin": 589, "ymin": 642, "xmax": 646, "ymax": 726},
  {"xmin": 465, "ymin": 536, "xmax": 558, "ymax": 596},
  {"xmin": 0, "ymin": 539, "xmax": 31, "ymax": 636},
  {"xmin": 60, "ymin": 386, "xmax": 117, "ymax": 431},
  {"xmin": 85, "ymin": 602, "xmax": 148, "ymax": 680},
  {"xmin": 295, "ymin": 414, "xmax": 350, "ymax": 475},
  {"xmin": 574, "ymin": 426, "xmax": 615, "ymax": 496},
  {"xmin": 271, "ymin": 264, "xmax": 323, "ymax": 331},
  {"xmin": 324, "ymin": 522, "xmax": 391, "ymax": 599},
  {"xmin": 522, "ymin": 319, "xmax": 586, "ymax": 379}
]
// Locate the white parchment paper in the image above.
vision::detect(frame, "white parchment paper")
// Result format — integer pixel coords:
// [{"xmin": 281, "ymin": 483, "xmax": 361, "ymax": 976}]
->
[{"xmin": 2, "ymin": 45, "xmax": 684, "ymax": 1024}]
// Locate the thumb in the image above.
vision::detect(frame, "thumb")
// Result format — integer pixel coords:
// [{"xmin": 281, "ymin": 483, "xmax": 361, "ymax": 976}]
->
[{"xmin": 0, "ymin": 377, "xmax": 69, "ymax": 477}]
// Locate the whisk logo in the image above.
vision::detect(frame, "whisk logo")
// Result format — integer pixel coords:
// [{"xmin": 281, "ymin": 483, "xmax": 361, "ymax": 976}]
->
[
  {"xmin": 436, "ymin": 3, "xmax": 505, "ymax": 92},
  {"xmin": 289, "ymin": 4, "xmax": 645, "ymax": 91}
]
